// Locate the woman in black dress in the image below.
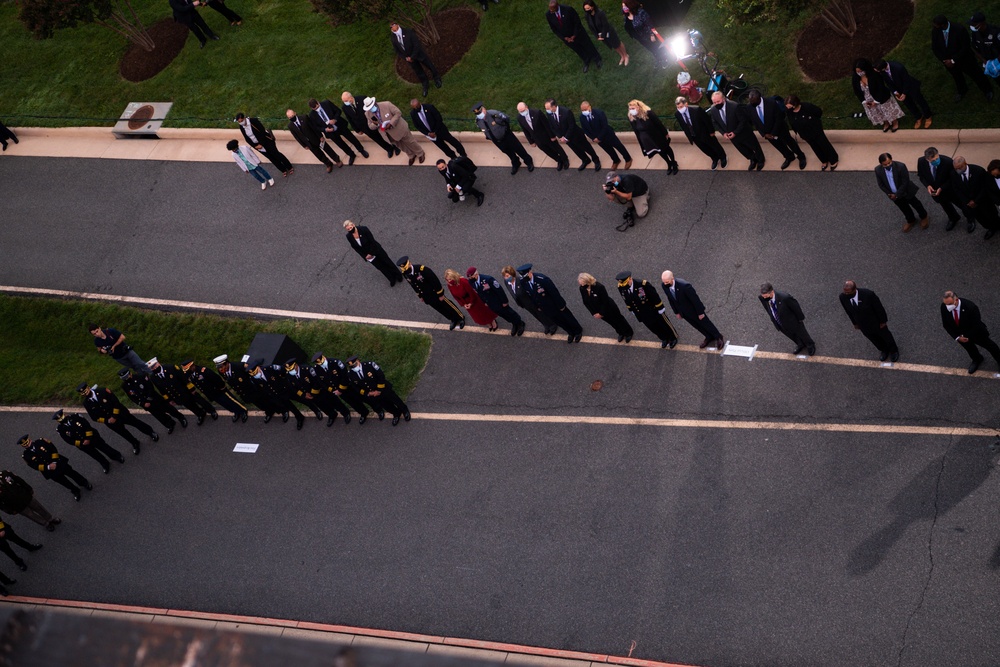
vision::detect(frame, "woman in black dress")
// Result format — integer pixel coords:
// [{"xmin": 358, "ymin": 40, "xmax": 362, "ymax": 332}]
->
[
  {"xmin": 583, "ymin": 0, "xmax": 629, "ymax": 66},
  {"xmin": 784, "ymin": 95, "xmax": 839, "ymax": 171},
  {"xmin": 622, "ymin": 0, "xmax": 667, "ymax": 66},
  {"xmin": 627, "ymin": 99, "xmax": 678, "ymax": 174},
  {"xmin": 578, "ymin": 273, "xmax": 633, "ymax": 342}
]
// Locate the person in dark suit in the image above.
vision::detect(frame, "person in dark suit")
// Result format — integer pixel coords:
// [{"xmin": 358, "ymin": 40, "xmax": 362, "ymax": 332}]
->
[
  {"xmin": 917, "ymin": 147, "xmax": 962, "ymax": 230},
  {"xmin": 233, "ymin": 113, "xmax": 293, "ymax": 176},
  {"xmin": 518, "ymin": 264, "xmax": 583, "ymax": 343},
  {"xmin": 516, "ymin": 102, "xmax": 568, "ymax": 171},
  {"xmin": 204, "ymin": 0, "xmax": 241, "ymax": 25},
  {"xmin": 582, "ymin": 0, "xmax": 628, "ymax": 66},
  {"xmin": 940, "ymin": 290, "xmax": 1000, "ymax": 374},
  {"xmin": 580, "ymin": 101, "xmax": 631, "ymax": 169},
  {"xmin": 502, "ymin": 265, "xmax": 556, "ymax": 335},
  {"xmin": 468, "ymin": 268, "xmax": 525, "ymax": 336},
  {"xmin": 390, "ymin": 22, "xmax": 441, "ymax": 97},
  {"xmin": 0, "ymin": 120, "xmax": 19, "ymax": 152},
  {"xmin": 759, "ymin": 283, "xmax": 815, "ymax": 355},
  {"xmin": 397, "ymin": 257, "xmax": 466, "ymax": 330},
  {"xmin": 343, "ymin": 220, "xmax": 399, "ymax": 287},
  {"xmin": 784, "ymin": 96, "xmax": 839, "ymax": 171},
  {"xmin": 931, "ymin": 15, "xmax": 993, "ymax": 102},
  {"xmin": 473, "ymin": 102, "xmax": 534, "ymax": 175},
  {"xmin": 746, "ymin": 90, "xmax": 806, "ymax": 170},
  {"xmin": 709, "ymin": 91, "xmax": 764, "ymax": 171},
  {"xmin": 544, "ymin": 98, "xmax": 601, "ymax": 172},
  {"xmin": 661, "ymin": 271, "xmax": 724, "ymax": 349},
  {"xmin": 988, "ymin": 159, "xmax": 1000, "ymax": 208},
  {"xmin": 436, "ymin": 157, "xmax": 484, "ymax": 206},
  {"xmin": 546, "ymin": 1, "xmax": 602, "ymax": 72},
  {"xmin": 950, "ymin": 155, "xmax": 1000, "ymax": 238},
  {"xmin": 873, "ymin": 60, "xmax": 933, "ymax": 129},
  {"xmin": 616, "ymin": 271, "xmax": 678, "ymax": 348},
  {"xmin": 308, "ymin": 98, "xmax": 366, "ymax": 164},
  {"xmin": 875, "ymin": 153, "xmax": 929, "ymax": 232},
  {"xmin": 674, "ymin": 96, "xmax": 727, "ymax": 170},
  {"xmin": 285, "ymin": 109, "xmax": 341, "ymax": 172},
  {"xmin": 341, "ymin": 92, "xmax": 397, "ymax": 159},
  {"xmin": 410, "ymin": 99, "xmax": 465, "ymax": 159},
  {"xmin": 579, "ymin": 273, "xmax": 633, "ymax": 342},
  {"xmin": 839, "ymin": 280, "xmax": 898, "ymax": 362},
  {"xmin": 169, "ymin": 0, "xmax": 219, "ymax": 48}
]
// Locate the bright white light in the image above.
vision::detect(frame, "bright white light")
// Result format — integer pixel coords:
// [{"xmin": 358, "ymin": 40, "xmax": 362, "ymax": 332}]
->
[{"xmin": 670, "ymin": 34, "xmax": 690, "ymax": 59}]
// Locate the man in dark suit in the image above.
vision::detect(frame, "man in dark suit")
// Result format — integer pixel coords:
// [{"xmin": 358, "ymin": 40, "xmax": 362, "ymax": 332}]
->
[
  {"xmin": 169, "ymin": 0, "xmax": 219, "ymax": 48},
  {"xmin": 839, "ymin": 280, "xmax": 899, "ymax": 362},
  {"xmin": 544, "ymin": 98, "xmax": 600, "ymax": 172},
  {"xmin": 234, "ymin": 113, "xmax": 294, "ymax": 177},
  {"xmin": 873, "ymin": 60, "xmax": 933, "ymax": 129},
  {"xmin": 343, "ymin": 220, "xmax": 399, "ymax": 287},
  {"xmin": 285, "ymin": 108, "xmax": 342, "ymax": 173},
  {"xmin": 468, "ymin": 268, "xmax": 525, "ymax": 336},
  {"xmin": 410, "ymin": 99, "xmax": 465, "ymax": 159},
  {"xmin": 473, "ymin": 102, "xmax": 534, "ymax": 175},
  {"xmin": 746, "ymin": 90, "xmax": 805, "ymax": 170},
  {"xmin": 436, "ymin": 157, "xmax": 484, "ymax": 206},
  {"xmin": 308, "ymin": 98, "xmax": 367, "ymax": 164},
  {"xmin": 546, "ymin": 1, "xmax": 602, "ymax": 72},
  {"xmin": 0, "ymin": 120, "xmax": 19, "ymax": 151},
  {"xmin": 931, "ymin": 15, "xmax": 993, "ymax": 102},
  {"xmin": 917, "ymin": 147, "xmax": 962, "ymax": 230},
  {"xmin": 674, "ymin": 96, "xmax": 727, "ymax": 170},
  {"xmin": 875, "ymin": 153, "xmax": 929, "ymax": 233},
  {"xmin": 341, "ymin": 92, "xmax": 397, "ymax": 159},
  {"xmin": 661, "ymin": 270, "xmax": 724, "ymax": 349},
  {"xmin": 616, "ymin": 272, "xmax": 678, "ymax": 348},
  {"xmin": 759, "ymin": 283, "xmax": 815, "ymax": 355},
  {"xmin": 580, "ymin": 101, "xmax": 632, "ymax": 170},
  {"xmin": 941, "ymin": 290, "xmax": 1000, "ymax": 373},
  {"xmin": 950, "ymin": 155, "xmax": 1000, "ymax": 239},
  {"xmin": 709, "ymin": 92, "xmax": 764, "ymax": 171},
  {"xmin": 390, "ymin": 22, "xmax": 441, "ymax": 97},
  {"xmin": 516, "ymin": 102, "xmax": 568, "ymax": 171},
  {"xmin": 518, "ymin": 264, "xmax": 583, "ymax": 343}
]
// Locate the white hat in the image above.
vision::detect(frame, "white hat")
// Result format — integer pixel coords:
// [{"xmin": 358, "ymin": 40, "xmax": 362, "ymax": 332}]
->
[
  {"xmin": 213, "ymin": 354, "xmax": 228, "ymax": 365},
  {"xmin": 363, "ymin": 97, "xmax": 377, "ymax": 112},
  {"xmin": 146, "ymin": 357, "xmax": 158, "ymax": 368}
]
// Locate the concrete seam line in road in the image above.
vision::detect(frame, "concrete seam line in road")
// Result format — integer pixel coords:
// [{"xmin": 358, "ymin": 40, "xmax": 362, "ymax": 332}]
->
[
  {"xmin": 4, "ymin": 285, "xmax": 997, "ymax": 381},
  {"xmin": 1, "ymin": 597, "xmax": 704, "ymax": 667}
]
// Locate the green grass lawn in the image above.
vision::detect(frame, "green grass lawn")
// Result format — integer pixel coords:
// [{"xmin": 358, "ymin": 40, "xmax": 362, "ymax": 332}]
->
[
  {"xmin": 0, "ymin": 295, "xmax": 432, "ymax": 405},
  {"xmin": 0, "ymin": 0, "xmax": 997, "ymax": 132}
]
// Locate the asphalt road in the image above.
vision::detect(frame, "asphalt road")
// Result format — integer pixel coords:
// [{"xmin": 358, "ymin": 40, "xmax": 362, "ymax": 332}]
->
[{"xmin": 2, "ymin": 156, "xmax": 1000, "ymax": 667}]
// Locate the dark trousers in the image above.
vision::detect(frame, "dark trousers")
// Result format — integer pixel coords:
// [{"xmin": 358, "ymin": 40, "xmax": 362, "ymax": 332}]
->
[
  {"xmin": 599, "ymin": 308, "xmax": 634, "ymax": 338},
  {"xmin": 492, "ymin": 304, "xmax": 524, "ymax": 327},
  {"xmin": 649, "ymin": 143, "xmax": 677, "ymax": 167},
  {"xmin": 338, "ymin": 390, "xmax": 370, "ymax": 417},
  {"xmin": 307, "ymin": 141, "xmax": 341, "ymax": 167},
  {"xmin": 448, "ymin": 186, "xmax": 484, "ymax": 202},
  {"xmin": 959, "ymin": 334, "xmax": 1000, "ymax": 365},
  {"xmin": 0, "ymin": 121, "xmax": 17, "ymax": 147},
  {"xmin": 257, "ymin": 140, "xmax": 293, "ymax": 173},
  {"xmin": 174, "ymin": 391, "xmax": 214, "ymax": 420},
  {"xmin": 593, "ymin": 134, "xmax": 632, "ymax": 163},
  {"xmin": 180, "ymin": 13, "xmax": 217, "ymax": 44},
  {"xmin": 861, "ymin": 325, "xmax": 898, "ymax": 354},
  {"xmin": 430, "ymin": 126, "xmax": 465, "ymax": 158},
  {"xmin": 408, "ymin": 56, "xmax": 440, "ymax": 84},
  {"xmin": 891, "ymin": 195, "xmax": 928, "ymax": 222},
  {"xmin": 637, "ymin": 312, "xmax": 678, "ymax": 343},
  {"xmin": 17, "ymin": 497, "xmax": 54, "ymax": 529},
  {"xmin": 566, "ymin": 135, "xmax": 600, "ymax": 165},
  {"xmin": 79, "ymin": 440, "xmax": 124, "ymax": 470},
  {"xmin": 765, "ymin": 129, "xmax": 805, "ymax": 161},
  {"xmin": 108, "ymin": 414, "xmax": 155, "ymax": 447},
  {"xmin": 930, "ymin": 192, "xmax": 962, "ymax": 222},
  {"xmin": 777, "ymin": 322, "xmax": 815, "ymax": 350},
  {"xmin": 204, "ymin": 388, "xmax": 247, "ymax": 416},
  {"xmin": 566, "ymin": 34, "xmax": 601, "ymax": 65},
  {"xmin": 274, "ymin": 396, "xmax": 305, "ymax": 421},
  {"xmin": 536, "ymin": 137, "xmax": 569, "ymax": 165},
  {"xmin": 803, "ymin": 132, "xmax": 839, "ymax": 165},
  {"xmin": 360, "ymin": 128, "xmax": 395, "ymax": 155},
  {"xmin": 683, "ymin": 313, "xmax": 723, "ymax": 342},
  {"xmin": 145, "ymin": 397, "xmax": 186, "ymax": 430},
  {"xmin": 428, "ymin": 296, "xmax": 465, "ymax": 324},
  {"xmin": 523, "ymin": 303, "xmax": 557, "ymax": 332},
  {"xmin": 692, "ymin": 135, "xmax": 727, "ymax": 162},
  {"xmin": 325, "ymin": 126, "xmax": 365, "ymax": 158},
  {"xmin": 899, "ymin": 87, "xmax": 933, "ymax": 119},
  {"xmin": 369, "ymin": 388, "xmax": 409, "ymax": 418},
  {"xmin": 46, "ymin": 466, "xmax": 89, "ymax": 498},
  {"xmin": 494, "ymin": 134, "xmax": 533, "ymax": 168},
  {"xmin": 550, "ymin": 307, "xmax": 583, "ymax": 336},
  {"xmin": 0, "ymin": 526, "xmax": 36, "ymax": 568},
  {"xmin": 959, "ymin": 200, "xmax": 1000, "ymax": 229},
  {"xmin": 731, "ymin": 132, "xmax": 765, "ymax": 163},
  {"xmin": 370, "ymin": 250, "xmax": 401, "ymax": 286},
  {"xmin": 315, "ymin": 393, "xmax": 351, "ymax": 419},
  {"xmin": 944, "ymin": 57, "xmax": 993, "ymax": 96},
  {"xmin": 205, "ymin": 0, "xmax": 241, "ymax": 22}
]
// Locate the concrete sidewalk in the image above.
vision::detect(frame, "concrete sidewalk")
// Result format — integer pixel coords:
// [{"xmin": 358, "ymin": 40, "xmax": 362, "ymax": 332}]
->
[{"xmin": 3, "ymin": 125, "xmax": 998, "ymax": 173}]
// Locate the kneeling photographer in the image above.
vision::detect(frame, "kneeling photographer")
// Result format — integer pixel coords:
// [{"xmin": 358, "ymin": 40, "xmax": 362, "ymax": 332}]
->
[{"xmin": 604, "ymin": 171, "xmax": 649, "ymax": 230}]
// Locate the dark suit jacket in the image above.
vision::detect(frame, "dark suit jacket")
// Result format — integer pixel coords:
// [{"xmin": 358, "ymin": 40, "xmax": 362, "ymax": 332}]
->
[
  {"xmin": 839, "ymin": 288, "xmax": 889, "ymax": 330},
  {"xmin": 875, "ymin": 161, "xmax": 919, "ymax": 198},
  {"xmin": 440, "ymin": 158, "xmax": 476, "ymax": 191},
  {"xmin": 390, "ymin": 28, "xmax": 428, "ymax": 60},
  {"xmin": 580, "ymin": 108, "xmax": 616, "ymax": 142},
  {"xmin": 341, "ymin": 98, "xmax": 373, "ymax": 133},
  {"xmin": 950, "ymin": 164, "xmax": 991, "ymax": 206},
  {"xmin": 664, "ymin": 278, "xmax": 706, "ymax": 320},
  {"xmin": 942, "ymin": 298, "xmax": 990, "ymax": 340},
  {"xmin": 878, "ymin": 61, "xmax": 921, "ymax": 96},
  {"xmin": 674, "ymin": 105, "xmax": 715, "ymax": 142},
  {"xmin": 547, "ymin": 106, "xmax": 584, "ymax": 142},
  {"xmin": 932, "ymin": 20, "xmax": 973, "ymax": 61},
  {"xmin": 580, "ymin": 281, "xmax": 622, "ymax": 319},
  {"xmin": 287, "ymin": 115, "xmax": 322, "ymax": 148},
  {"xmin": 747, "ymin": 97, "xmax": 790, "ymax": 137},
  {"xmin": 517, "ymin": 108, "xmax": 554, "ymax": 145},
  {"xmin": 471, "ymin": 274, "xmax": 511, "ymax": 313},
  {"xmin": 546, "ymin": 4, "xmax": 586, "ymax": 41},
  {"xmin": 709, "ymin": 101, "xmax": 750, "ymax": 136},
  {"xmin": 238, "ymin": 117, "xmax": 275, "ymax": 147},
  {"xmin": 308, "ymin": 100, "xmax": 345, "ymax": 136},
  {"xmin": 525, "ymin": 272, "xmax": 567, "ymax": 315},
  {"xmin": 851, "ymin": 72, "xmax": 891, "ymax": 104},
  {"xmin": 169, "ymin": 0, "xmax": 199, "ymax": 23},
  {"xmin": 917, "ymin": 154, "xmax": 957, "ymax": 192},
  {"xmin": 760, "ymin": 291, "xmax": 806, "ymax": 331},
  {"xmin": 345, "ymin": 226, "xmax": 388, "ymax": 261},
  {"xmin": 410, "ymin": 103, "xmax": 446, "ymax": 136}
]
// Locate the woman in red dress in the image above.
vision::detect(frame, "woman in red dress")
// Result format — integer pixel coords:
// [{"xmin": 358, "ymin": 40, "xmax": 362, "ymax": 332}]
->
[{"xmin": 444, "ymin": 269, "xmax": 498, "ymax": 331}]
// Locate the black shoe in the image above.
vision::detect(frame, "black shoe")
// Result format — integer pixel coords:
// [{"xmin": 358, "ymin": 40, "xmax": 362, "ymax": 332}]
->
[
  {"xmin": 27, "ymin": 544, "xmax": 41, "ymax": 552},
  {"xmin": 798, "ymin": 156, "xmax": 807, "ymax": 169},
  {"xmin": 526, "ymin": 162, "xmax": 534, "ymax": 172},
  {"xmin": 986, "ymin": 230, "xmax": 997, "ymax": 241},
  {"xmin": 377, "ymin": 411, "xmax": 386, "ymax": 421},
  {"xmin": 343, "ymin": 413, "xmax": 352, "ymax": 425},
  {"xmin": 458, "ymin": 319, "xmax": 466, "ymax": 329},
  {"xmin": 179, "ymin": 416, "xmax": 188, "ymax": 427},
  {"xmin": 747, "ymin": 161, "xmax": 756, "ymax": 171},
  {"xmin": 890, "ymin": 351, "xmax": 899, "ymax": 363},
  {"xmin": 583, "ymin": 63, "xmax": 589, "ymax": 73},
  {"xmin": 296, "ymin": 417, "xmax": 304, "ymax": 430},
  {"xmin": 434, "ymin": 78, "xmax": 442, "ymax": 88},
  {"xmin": 516, "ymin": 322, "xmax": 525, "ymax": 336},
  {"xmin": 167, "ymin": 424, "xmax": 175, "ymax": 435},
  {"xmin": 327, "ymin": 416, "xmax": 335, "ymax": 427},
  {"xmin": 231, "ymin": 413, "xmax": 240, "ymax": 423},
  {"xmin": 510, "ymin": 324, "xmax": 518, "ymax": 336},
  {"xmin": 710, "ymin": 158, "xmax": 719, "ymax": 170},
  {"xmin": 132, "ymin": 445, "xmax": 140, "ymax": 455},
  {"xmin": 967, "ymin": 221, "xmax": 976, "ymax": 233},
  {"xmin": 210, "ymin": 34, "xmax": 220, "ymax": 40},
  {"xmin": 511, "ymin": 164, "xmax": 519, "ymax": 175},
  {"xmin": 199, "ymin": 40, "xmax": 207, "ymax": 49},
  {"xmin": 988, "ymin": 90, "xmax": 995, "ymax": 102},
  {"xmin": 780, "ymin": 157, "xmax": 793, "ymax": 170},
  {"xmin": 16, "ymin": 563, "xmax": 26, "ymax": 572},
  {"xmin": 282, "ymin": 412, "xmax": 290, "ymax": 423},
  {"xmin": 263, "ymin": 414, "xmax": 273, "ymax": 424},
  {"xmin": 807, "ymin": 345, "xmax": 816, "ymax": 356},
  {"xmin": 954, "ymin": 93, "xmax": 964, "ymax": 102},
  {"xmin": 567, "ymin": 334, "xmax": 575, "ymax": 344},
  {"xmin": 314, "ymin": 410, "xmax": 324, "ymax": 421},
  {"xmin": 392, "ymin": 415, "xmax": 401, "ymax": 426},
  {"xmin": 720, "ymin": 157, "xmax": 728, "ymax": 168},
  {"xmin": 84, "ymin": 481, "xmax": 93, "ymax": 490},
  {"xmin": 102, "ymin": 466, "xmax": 110, "ymax": 474},
  {"xmin": 594, "ymin": 162, "xmax": 601, "ymax": 172},
  {"xmin": 360, "ymin": 149, "xmax": 370, "ymax": 158},
  {"xmin": 73, "ymin": 492, "xmax": 81, "ymax": 502},
  {"xmin": 879, "ymin": 351, "xmax": 889, "ymax": 362},
  {"xmin": 577, "ymin": 160, "xmax": 590, "ymax": 172},
  {"xmin": 755, "ymin": 161, "xmax": 764, "ymax": 171},
  {"xmin": 386, "ymin": 148, "xmax": 395, "ymax": 159},
  {"xmin": 449, "ymin": 320, "xmax": 458, "ymax": 330},
  {"xmin": 210, "ymin": 411, "xmax": 219, "ymax": 420},
  {"xmin": 403, "ymin": 411, "xmax": 411, "ymax": 422},
  {"xmin": 348, "ymin": 154, "xmax": 356, "ymax": 165},
  {"xmin": 151, "ymin": 432, "xmax": 159, "ymax": 442},
  {"xmin": 596, "ymin": 59, "xmax": 603, "ymax": 69},
  {"xmin": 669, "ymin": 163, "xmax": 679, "ymax": 175},
  {"xmin": 196, "ymin": 415, "xmax": 205, "ymax": 426},
  {"xmin": 793, "ymin": 344, "xmax": 806, "ymax": 355},
  {"xmin": 661, "ymin": 339, "xmax": 670, "ymax": 348},
  {"xmin": 969, "ymin": 359, "xmax": 982, "ymax": 374},
  {"xmin": 476, "ymin": 193, "xmax": 484, "ymax": 207},
  {"xmin": 358, "ymin": 415, "xmax": 367, "ymax": 425},
  {"xmin": 573, "ymin": 333, "xmax": 583, "ymax": 343},
  {"xmin": 618, "ymin": 334, "xmax": 625, "ymax": 342},
  {"xmin": 394, "ymin": 146, "xmax": 401, "ymax": 156},
  {"xmin": 668, "ymin": 339, "xmax": 678, "ymax": 349},
  {"xmin": 115, "ymin": 455, "xmax": 125, "ymax": 464},
  {"xmin": 556, "ymin": 161, "xmax": 564, "ymax": 172},
  {"xmin": 422, "ymin": 83, "xmax": 429, "ymax": 97},
  {"xmin": 945, "ymin": 219, "xmax": 959, "ymax": 231}
]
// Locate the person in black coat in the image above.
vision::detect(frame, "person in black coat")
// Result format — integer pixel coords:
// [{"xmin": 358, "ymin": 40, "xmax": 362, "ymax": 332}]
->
[
  {"xmin": 397, "ymin": 257, "xmax": 466, "ymax": 329},
  {"xmin": 709, "ymin": 92, "xmax": 764, "ymax": 171},
  {"xmin": 53, "ymin": 410, "xmax": 125, "ymax": 474},
  {"xmin": 410, "ymin": 100, "xmax": 465, "ymax": 159},
  {"xmin": 873, "ymin": 60, "xmax": 933, "ymax": 129},
  {"xmin": 341, "ymin": 92, "xmax": 397, "ymax": 159},
  {"xmin": 940, "ymin": 291, "xmax": 1000, "ymax": 374},
  {"xmin": 851, "ymin": 57, "xmax": 902, "ymax": 132},
  {"xmin": 759, "ymin": 283, "xmax": 815, "ymax": 355},
  {"xmin": 546, "ymin": 1, "xmax": 602, "ymax": 72},
  {"xmin": 19, "ymin": 436, "xmax": 91, "ymax": 502},
  {"xmin": 950, "ymin": 155, "xmax": 1000, "ymax": 238},
  {"xmin": 628, "ymin": 99, "xmax": 677, "ymax": 173},
  {"xmin": 784, "ymin": 96, "xmax": 838, "ymax": 170},
  {"xmin": 662, "ymin": 271, "xmax": 724, "ymax": 349},
  {"xmin": 343, "ymin": 220, "xmax": 400, "ymax": 287},
  {"xmin": 917, "ymin": 148, "xmax": 962, "ymax": 230},
  {"xmin": 931, "ymin": 15, "xmax": 993, "ymax": 102},
  {"xmin": 874, "ymin": 153, "xmax": 929, "ymax": 232},
  {"xmin": 308, "ymin": 98, "xmax": 366, "ymax": 164},
  {"xmin": 79, "ymin": 383, "xmax": 158, "ymax": 454},
  {"xmin": 436, "ymin": 157, "xmax": 484, "ymax": 206},
  {"xmin": 518, "ymin": 264, "xmax": 583, "ymax": 343},
  {"xmin": 516, "ymin": 102, "xmax": 569, "ymax": 171},
  {"xmin": 746, "ymin": 90, "xmax": 806, "ymax": 170},
  {"xmin": 234, "ymin": 113, "xmax": 293, "ymax": 176},
  {"xmin": 169, "ymin": 0, "xmax": 219, "ymax": 48},
  {"xmin": 502, "ymin": 265, "xmax": 557, "ymax": 335},
  {"xmin": 0, "ymin": 120, "xmax": 19, "ymax": 152},
  {"xmin": 839, "ymin": 281, "xmax": 898, "ymax": 362},
  {"xmin": 580, "ymin": 101, "xmax": 632, "ymax": 169},
  {"xmin": 616, "ymin": 272, "xmax": 678, "ymax": 348},
  {"xmin": 286, "ymin": 109, "xmax": 342, "ymax": 172},
  {"xmin": 989, "ymin": 159, "xmax": 1000, "ymax": 207},
  {"xmin": 544, "ymin": 99, "xmax": 601, "ymax": 171},
  {"xmin": 674, "ymin": 96, "xmax": 726, "ymax": 170},
  {"xmin": 390, "ymin": 22, "xmax": 441, "ymax": 96},
  {"xmin": 583, "ymin": 0, "xmax": 628, "ymax": 66},
  {"xmin": 579, "ymin": 273, "xmax": 633, "ymax": 342},
  {"xmin": 468, "ymin": 268, "xmax": 525, "ymax": 336}
]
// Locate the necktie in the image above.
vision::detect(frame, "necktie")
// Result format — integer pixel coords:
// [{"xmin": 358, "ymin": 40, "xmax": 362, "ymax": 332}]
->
[
  {"xmin": 526, "ymin": 115, "xmax": 533, "ymax": 130},
  {"xmin": 398, "ymin": 33, "xmax": 404, "ymax": 46},
  {"xmin": 930, "ymin": 163, "xmax": 936, "ymax": 179},
  {"xmin": 770, "ymin": 301, "xmax": 779, "ymax": 322},
  {"xmin": 683, "ymin": 110, "xmax": 690, "ymax": 126},
  {"xmin": 954, "ymin": 309, "xmax": 960, "ymax": 325},
  {"xmin": 963, "ymin": 171, "xmax": 969, "ymax": 182},
  {"xmin": 555, "ymin": 110, "xmax": 560, "ymax": 124},
  {"xmin": 758, "ymin": 105, "xmax": 764, "ymax": 122},
  {"xmin": 721, "ymin": 107, "xmax": 727, "ymax": 125},
  {"xmin": 556, "ymin": 10, "xmax": 562, "ymax": 26},
  {"xmin": 318, "ymin": 106, "xmax": 329, "ymax": 123}
]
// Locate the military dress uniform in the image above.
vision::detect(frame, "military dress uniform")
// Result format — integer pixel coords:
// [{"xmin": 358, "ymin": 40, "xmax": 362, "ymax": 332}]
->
[
  {"xmin": 518, "ymin": 264, "xmax": 584, "ymax": 343},
  {"xmin": 119, "ymin": 368, "xmax": 188, "ymax": 433},
  {"xmin": 148, "ymin": 358, "xmax": 217, "ymax": 425},
  {"xmin": 345, "ymin": 356, "xmax": 411, "ymax": 426},
  {"xmin": 215, "ymin": 355, "xmax": 281, "ymax": 422},
  {"xmin": 181, "ymin": 360, "xmax": 249, "ymax": 423},
  {"xmin": 281, "ymin": 360, "xmax": 325, "ymax": 422},
  {"xmin": 397, "ymin": 257, "xmax": 466, "ymax": 329},
  {"xmin": 248, "ymin": 360, "xmax": 306, "ymax": 429},
  {"xmin": 468, "ymin": 269, "xmax": 525, "ymax": 336},
  {"xmin": 0, "ymin": 516, "xmax": 41, "ymax": 571},
  {"xmin": 79, "ymin": 383, "xmax": 158, "ymax": 454},
  {"xmin": 312, "ymin": 353, "xmax": 363, "ymax": 421},
  {"xmin": 18, "ymin": 436, "xmax": 91, "ymax": 501},
  {"xmin": 616, "ymin": 272, "xmax": 678, "ymax": 348},
  {"xmin": 287, "ymin": 360, "xmax": 351, "ymax": 426},
  {"xmin": 53, "ymin": 410, "xmax": 125, "ymax": 474},
  {"xmin": 0, "ymin": 471, "xmax": 60, "ymax": 531}
]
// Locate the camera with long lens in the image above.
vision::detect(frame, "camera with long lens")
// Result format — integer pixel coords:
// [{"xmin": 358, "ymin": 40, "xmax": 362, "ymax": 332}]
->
[{"xmin": 603, "ymin": 182, "xmax": 616, "ymax": 194}]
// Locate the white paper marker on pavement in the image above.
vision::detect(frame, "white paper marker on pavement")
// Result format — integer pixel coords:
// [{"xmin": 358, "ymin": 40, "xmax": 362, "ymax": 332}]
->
[
  {"xmin": 721, "ymin": 342, "xmax": 757, "ymax": 360},
  {"xmin": 234, "ymin": 443, "xmax": 259, "ymax": 453}
]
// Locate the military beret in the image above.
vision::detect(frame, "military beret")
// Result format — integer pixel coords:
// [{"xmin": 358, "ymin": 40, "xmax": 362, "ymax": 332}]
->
[
  {"xmin": 516, "ymin": 263, "xmax": 532, "ymax": 274},
  {"xmin": 615, "ymin": 270, "xmax": 632, "ymax": 282},
  {"xmin": 52, "ymin": 409, "xmax": 65, "ymax": 421},
  {"xmin": 76, "ymin": 382, "xmax": 90, "ymax": 395},
  {"xmin": 466, "ymin": 266, "xmax": 477, "ymax": 278},
  {"xmin": 118, "ymin": 368, "xmax": 131, "ymax": 379}
]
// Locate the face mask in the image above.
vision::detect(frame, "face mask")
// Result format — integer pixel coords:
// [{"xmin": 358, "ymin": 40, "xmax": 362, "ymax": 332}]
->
[
  {"xmin": 519, "ymin": 110, "xmax": 529, "ymax": 117},
  {"xmin": 392, "ymin": 28, "xmax": 401, "ymax": 35},
  {"xmin": 476, "ymin": 112, "xmax": 485, "ymax": 120},
  {"xmin": 930, "ymin": 158, "xmax": 941, "ymax": 167},
  {"xmin": 714, "ymin": 102, "xmax": 725, "ymax": 109},
  {"xmin": 677, "ymin": 106, "xmax": 686, "ymax": 112},
  {"xmin": 855, "ymin": 70, "xmax": 864, "ymax": 76},
  {"xmin": 946, "ymin": 304, "xmax": 958, "ymax": 312},
  {"xmin": 545, "ymin": 109, "xmax": 554, "ymax": 114},
  {"xmin": 628, "ymin": 108, "xmax": 638, "ymax": 116},
  {"xmin": 970, "ymin": 25, "xmax": 979, "ymax": 32},
  {"xmin": 582, "ymin": 110, "xmax": 591, "ymax": 117}
]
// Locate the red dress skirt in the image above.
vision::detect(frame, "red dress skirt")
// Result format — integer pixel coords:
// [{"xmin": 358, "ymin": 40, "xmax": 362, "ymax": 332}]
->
[{"xmin": 448, "ymin": 278, "xmax": 496, "ymax": 325}]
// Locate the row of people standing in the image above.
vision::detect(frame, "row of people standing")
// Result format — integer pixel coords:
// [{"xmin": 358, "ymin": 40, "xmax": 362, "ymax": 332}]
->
[{"xmin": 546, "ymin": 0, "xmax": 670, "ymax": 72}]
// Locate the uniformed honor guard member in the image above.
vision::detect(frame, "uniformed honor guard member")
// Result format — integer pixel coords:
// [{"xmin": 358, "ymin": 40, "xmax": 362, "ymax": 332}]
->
[
  {"xmin": 616, "ymin": 271, "xmax": 678, "ymax": 348},
  {"xmin": 0, "ymin": 470, "xmax": 61, "ymax": 532},
  {"xmin": 53, "ymin": 409, "xmax": 125, "ymax": 474},
  {"xmin": 468, "ymin": 267, "xmax": 526, "ymax": 336},
  {"xmin": 518, "ymin": 264, "xmax": 584, "ymax": 343},
  {"xmin": 147, "ymin": 358, "xmax": 217, "ymax": 426},
  {"xmin": 282, "ymin": 359, "xmax": 326, "ymax": 422},
  {"xmin": 215, "ymin": 354, "xmax": 280, "ymax": 423},
  {"xmin": 119, "ymin": 368, "xmax": 188, "ymax": 434},
  {"xmin": 0, "ymin": 517, "xmax": 41, "ymax": 572},
  {"xmin": 79, "ymin": 382, "xmax": 158, "ymax": 455},
  {"xmin": 397, "ymin": 256, "xmax": 466, "ymax": 330},
  {"xmin": 181, "ymin": 359, "xmax": 249, "ymax": 423},
  {"xmin": 288, "ymin": 359, "xmax": 351, "ymax": 426},
  {"xmin": 345, "ymin": 356, "xmax": 411, "ymax": 426},
  {"xmin": 18, "ymin": 435, "xmax": 92, "ymax": 501},
  {"xmin": 248, "ymin": 359, "xmax": 306, "ymax": 429},
  {"xmin": 311, "ymin": 352, "xmax": 361, "ymax": 423}
]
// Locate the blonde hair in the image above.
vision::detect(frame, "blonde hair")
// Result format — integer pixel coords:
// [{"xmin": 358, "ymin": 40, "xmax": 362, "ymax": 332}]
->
[
  {"xmin": 628, "ymin": 99, "xmax": 651, "ymax": 120},
  {"xmin": 444, "ymin": 268, "xmax": 462, "ymax": 283},
  {"xmin": 578, "ymin": 272, "xmax": 596, "ymax": 286},
  {"xmin": 342, "ymin": 219, "xmax": 354, "ymax": 230}
]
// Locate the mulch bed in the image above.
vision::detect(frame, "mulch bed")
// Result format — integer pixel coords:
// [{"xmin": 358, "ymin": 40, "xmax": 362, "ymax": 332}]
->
[
  {"xmin": 120, "ymin": 18, "xmax": 190, "ymax": 83},
  {"xmin": 795, "ymin": 0, "xmax": 913, "ymax": 82},
  {"xmin": 395, "ymin": 7, "xmax": 481, "ymax": 83}
]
